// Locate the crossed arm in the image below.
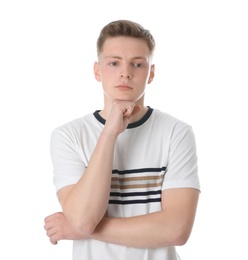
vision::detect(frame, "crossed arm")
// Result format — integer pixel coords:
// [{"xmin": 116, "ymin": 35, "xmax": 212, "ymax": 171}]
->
[{"xmin": 44, "ymin": 187, "xmax": 199, "ymax": 248}]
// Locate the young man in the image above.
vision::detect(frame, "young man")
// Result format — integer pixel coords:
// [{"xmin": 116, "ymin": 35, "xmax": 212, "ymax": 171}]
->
[{"xmin": 44, "ymin": 20, "xmax": 200, "ymax": 260}]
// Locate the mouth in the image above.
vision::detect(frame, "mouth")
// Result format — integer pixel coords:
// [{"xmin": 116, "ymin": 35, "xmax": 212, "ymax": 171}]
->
[{"xmin": 115, "ymin": 85, "xmax": 133, "ymax": 91}]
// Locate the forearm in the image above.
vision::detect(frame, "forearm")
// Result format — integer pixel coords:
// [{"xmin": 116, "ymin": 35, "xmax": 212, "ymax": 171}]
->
[
  {"xmin": 61, "ymin": 129, "xmax": 117, "ymax": 234},
  {"xmin": 91, "ymin": 210, "xmax": 189, "ymax": 248}
]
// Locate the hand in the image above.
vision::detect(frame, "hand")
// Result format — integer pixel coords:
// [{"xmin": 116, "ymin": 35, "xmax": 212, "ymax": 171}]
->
[
  {"xmin": 44, "ymin": 212, "xmax": 86, "ymax": 245},
  {"xmin": 104, "ymin": 100, "xmax": 141, "ymax": 136}
]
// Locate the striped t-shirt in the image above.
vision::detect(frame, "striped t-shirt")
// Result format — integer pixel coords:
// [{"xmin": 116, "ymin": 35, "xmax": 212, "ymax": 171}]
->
[{"xmin": 51, "ymin": 107, "xmax": 200, "ymax": 260}]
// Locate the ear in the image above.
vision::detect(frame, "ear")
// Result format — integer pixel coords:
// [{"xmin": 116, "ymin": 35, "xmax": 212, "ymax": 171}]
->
[
  {"xmin": 94, "ymin": 61, "xmax": 101, "ymax": 82},
  {"xmin": 147, "ymin": 64, "xmax": 155, "ymax": 84}
]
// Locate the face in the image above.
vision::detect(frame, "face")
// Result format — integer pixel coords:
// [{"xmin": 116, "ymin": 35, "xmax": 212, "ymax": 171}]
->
[{"xmin": 94, "ymin": 36, "xmax": 155, "ymax": 106}]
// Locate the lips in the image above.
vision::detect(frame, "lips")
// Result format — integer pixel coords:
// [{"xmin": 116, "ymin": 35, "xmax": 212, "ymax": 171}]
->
[{"xmin": 116, "ymin": 85, "xmax": 132, "ymax": 91}]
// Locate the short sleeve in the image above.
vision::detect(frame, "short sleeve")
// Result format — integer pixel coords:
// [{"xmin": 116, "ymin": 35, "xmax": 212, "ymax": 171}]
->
[
  {"xmin": 162, "ymin": 123, "xmax": 200, "ymax": 191},
  {"xmin": 50, "ymin": 128, "xmax": 86, "ymax": 192}
]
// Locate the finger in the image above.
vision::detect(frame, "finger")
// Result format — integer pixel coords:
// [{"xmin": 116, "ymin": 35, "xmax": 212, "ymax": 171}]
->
[
  {"xmin": 124, "ymin": 105, "xmax": 141, "ymax": 120},
  {"xmin": 44, "ymin": 219, "xmax": 55, "ymax": 231},
  {"xmin": 122, "ymin": 106, "xmax": 140, "ymax": 125},
  {"xmin": 46, "ymin": 226, "xmax": 56, "ymax": 237},
  {"xmin": 44, "ymin": 212, "xmax": 61, "ymax": 223},
  {"xmin": 50, "ymin": 237, "xmax": 58, "ymax": 245},
  {"xmin": 46, "ymin": 226, "xmax": 59, "ymax": 245},
  {"xmin": 123, "ymin": 103, "xmax": 135, "ymax": 117}
]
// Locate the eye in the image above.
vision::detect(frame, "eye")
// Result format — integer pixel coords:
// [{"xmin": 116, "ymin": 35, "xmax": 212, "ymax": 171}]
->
[
  {"xmin": 133, "ymin": 63, "xmax": 142, "ymax": 68},
  {"xmin": 110, "ymin": 61, "xmax": 118, "ymax": 66}
]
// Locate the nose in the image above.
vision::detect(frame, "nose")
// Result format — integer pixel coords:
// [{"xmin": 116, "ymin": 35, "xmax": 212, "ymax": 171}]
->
[
  {"xmin": 120, "ymin": 65, "xmax": 132, "ymax": 79},
  {"xmin": 121, "ymin": 73, "xmax": 131, "ymax": 79}
]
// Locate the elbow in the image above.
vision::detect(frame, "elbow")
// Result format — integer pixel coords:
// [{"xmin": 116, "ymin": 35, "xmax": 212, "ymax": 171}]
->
[
  {"xmin": 171, "ymin": 227, "xmax": 191, "ymax": 246},
  {"xmin": 63, "ymin": 206, "xmax": 99, "ymax": 236},
  {"xmin": 162, "ymin": 225, "xmax": 191, "ymax": 247},
  {"xmin": 173, "ymin": 231, "xmax": 190, "ymax": 246},
  {"xmin": 73, "ymin": 218, "xmax": 97, "ymax": 236},
  {"xmin": 64, "ymin": 211, "xmax": 98, "ymax": 236}
]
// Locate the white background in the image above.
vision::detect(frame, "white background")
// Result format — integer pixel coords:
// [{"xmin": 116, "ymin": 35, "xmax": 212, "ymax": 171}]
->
[{"xmin": 0, "ymin": 0, "xmax": 247, "ymax": 259}]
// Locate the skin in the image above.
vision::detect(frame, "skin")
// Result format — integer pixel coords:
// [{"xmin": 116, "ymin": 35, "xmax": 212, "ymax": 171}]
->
[{"xmin": 44, "ymin": 36, "xmax": 200, "ymax": 248}]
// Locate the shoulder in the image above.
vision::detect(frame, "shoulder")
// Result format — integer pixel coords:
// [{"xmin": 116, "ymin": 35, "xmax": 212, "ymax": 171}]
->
[
  {"xmin": 52, "ymin": 113, "xmax": 94, "ymax": 134},
  {"xmin": 151, "ymin": 108, "xmax": 192, "ymax": 133},
  {"xmin": 149, "ymin": 109, "xmax": 197, "ymax": 148},
  {"xmin": 50, "ymin": 113, "xmax": 98, "ymax": 144}
]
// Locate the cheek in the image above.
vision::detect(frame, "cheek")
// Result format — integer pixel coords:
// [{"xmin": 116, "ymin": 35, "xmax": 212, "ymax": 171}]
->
[
  {"xmin": 140, "ymin": 71, "xmax": 150, "ymax": 83},
  {"xmin": 100, "ymin": 67, "xmax": 110, "ymax": 78},
  {"xmin": 101, "ymin": 69, "xmax": 116, "ymax": 84}
]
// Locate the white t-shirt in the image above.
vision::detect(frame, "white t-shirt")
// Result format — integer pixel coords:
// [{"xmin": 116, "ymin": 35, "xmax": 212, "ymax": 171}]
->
[{"xmin": 51, "ymin": 107, "xmax": 200, "ymax": 260}]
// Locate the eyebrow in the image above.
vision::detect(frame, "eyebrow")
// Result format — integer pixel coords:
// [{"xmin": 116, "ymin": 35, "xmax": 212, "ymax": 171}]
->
[{"xmin": 104, "ymin": 55, "xmax": 148, "ymax": 61}]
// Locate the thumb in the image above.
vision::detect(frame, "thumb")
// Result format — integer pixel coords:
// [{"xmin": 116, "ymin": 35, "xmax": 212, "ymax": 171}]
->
[
  {"xmin": 128, "ymin": 105, "xmax": 142, "ymax": 121},
  {"xmin": 132, "ymin": 105, "xmax": 142, "ymax": 115}
]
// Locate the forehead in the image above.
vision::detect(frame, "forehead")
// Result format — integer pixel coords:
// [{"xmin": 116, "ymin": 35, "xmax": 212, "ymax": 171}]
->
[{"xmin": 101, "ymin": 36, "xmax": 151, "ymax": 57}]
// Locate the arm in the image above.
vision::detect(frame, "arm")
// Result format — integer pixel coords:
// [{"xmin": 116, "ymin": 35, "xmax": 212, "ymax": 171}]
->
[
  {"xmin": 57, "ymin": 129, "xmax": 117, "ymax": 235},
  {"xmin": 44, "ymin": 188, "xmax": 199, "ymax": 246},
  {"xmin": 56, "ymin": 101, "xmax": 141, "ymax": 235},
  {"xmin": 91, "ymin": 187, "xmax": 199, "ymax": 248},
  {"xmin": 90, "ymin": 120, "xmax": 200, "ymax": 248}
]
